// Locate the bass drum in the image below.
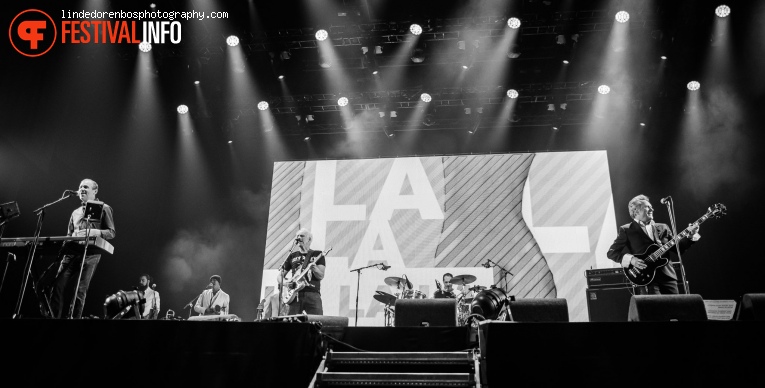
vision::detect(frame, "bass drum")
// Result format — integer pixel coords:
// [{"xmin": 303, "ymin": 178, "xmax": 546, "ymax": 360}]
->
[{"xmin": 402, "ymin": 289, "xmax": 427, "ymax": 299}]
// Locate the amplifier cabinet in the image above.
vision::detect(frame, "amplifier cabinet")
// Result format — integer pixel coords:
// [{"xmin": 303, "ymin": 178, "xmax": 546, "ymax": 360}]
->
[{"xmin": 586, "ymin": 287, "xmax": 639, "ymax": 322}]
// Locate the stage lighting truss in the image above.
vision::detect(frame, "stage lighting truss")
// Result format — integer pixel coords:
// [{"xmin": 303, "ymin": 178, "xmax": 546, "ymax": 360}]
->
[
  {"xmin": 420, "ymin": 93, "xmax": 432, "ymax": 102},
  {"xmin": 138, "ymin": 41, "xmax": 152, "ymax": 53},
  {"xmin": 615, "ymin": 11, "xmax": 630, "ymax": 23},
  {"xmin": 597, "ymin": 85, "xmax": 611, "ymax": 94},
  {"xmin": 338, "ymin": 97, "xmax": 349, "ymax": 107},
  {"xmin": 257, "ymin": 101, "xmax": 269, "ymax": 111},
  {"xmin": 687, "ymin": 81, "xmax": 700, "ymax": 91},
  {"xmin": 226, "ymin": 35, "xmax": 239, "ymax": 47},
  {"xmin": 507, "ymin": 17, "xmax": 521, "ymax": 29},
  {"xmin": 177, "ymin": 105, "xmax": 189, "ymax": 114},
  {"xmin": 409, "ymin": 24, "xmax": 423, "ymax": 36},
  {"xmin": 715, "ymin": 5, "xmax": 730, "ymax": 18},
  {"xmin": 506, "ymin": 89, "xmax": 519, "ymax": 99},
  {"xmin": 315, "ymin": 29, "xmax": 329, "ymax": 41}
]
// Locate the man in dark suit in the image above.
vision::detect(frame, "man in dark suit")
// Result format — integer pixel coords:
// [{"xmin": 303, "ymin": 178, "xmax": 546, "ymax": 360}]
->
[{"xmin": 607, "ymin": 195, "xmax": 700, "ymax": 294}]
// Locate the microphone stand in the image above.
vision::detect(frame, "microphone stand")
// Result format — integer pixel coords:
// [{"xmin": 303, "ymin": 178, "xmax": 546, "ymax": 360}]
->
[
  {"xmin": 67, "ymin": 211, "xmax": 95, "ymax": 320},
  {"xmin": 664, "ymin": 197, "xmax": 690, "ymax": 294},
  {"xmin": 349, "ymin": 263, "xmax": 387, "ymax": 327},
  {"xmin": 13, "ymin": 191, "xmax": 75, "ymax": 319},
  {"xmin": 485, "ymin": 259, "xmax": 514, "ymax": 294},
  {"xmin": 185, "ymin": 289, "xmax": 206, "ymax": 318}
]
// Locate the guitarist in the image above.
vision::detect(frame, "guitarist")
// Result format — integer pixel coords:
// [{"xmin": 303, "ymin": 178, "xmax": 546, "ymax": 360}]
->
[
  {"xmin": 277, "ymin": 229, "xmax": 326, "ymax": 315},
  {"xmin": 607, "ymin": 195, "xmax": 700, "ymax": 294}
]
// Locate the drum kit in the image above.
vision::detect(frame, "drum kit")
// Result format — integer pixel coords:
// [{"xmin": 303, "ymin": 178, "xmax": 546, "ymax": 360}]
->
[{"xmin": 373, "ymin": 274, "xmax": 489, "ymax": 326}]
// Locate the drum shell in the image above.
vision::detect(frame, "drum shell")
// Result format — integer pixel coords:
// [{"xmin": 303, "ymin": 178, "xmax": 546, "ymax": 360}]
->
[{"xmin": 402, "ymin": 290, "xmax": 427, "ymax": 299}]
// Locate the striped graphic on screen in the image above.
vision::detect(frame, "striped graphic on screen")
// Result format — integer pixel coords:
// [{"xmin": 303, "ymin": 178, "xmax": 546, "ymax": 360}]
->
[
  {"xmin": 263, "ymin": 161, "xmax": 304, "ymax": 269},
  {"xmin": 437, "ymin": 154, "xmax": 556, "ymax": 298},
  {"xmin": 526, "ymin": 151, "xmax": 613, "ymax": 321}
]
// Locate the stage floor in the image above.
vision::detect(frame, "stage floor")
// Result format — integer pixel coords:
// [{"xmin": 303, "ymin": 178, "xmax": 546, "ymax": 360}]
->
[{"xmin": 4, "ymin": 319, "xmax": 763, "ymax": 387}]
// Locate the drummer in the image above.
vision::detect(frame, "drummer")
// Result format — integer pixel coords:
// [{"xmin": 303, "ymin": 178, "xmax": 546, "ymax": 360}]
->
[{"xmin": 434, "ymin": 273, "xmax": 457, "ymax": 299}]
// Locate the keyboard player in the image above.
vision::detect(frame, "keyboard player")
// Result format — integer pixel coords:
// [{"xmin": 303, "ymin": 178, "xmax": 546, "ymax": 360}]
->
[{"xmin": 50, "ymin": 179, "xmax": 115, "ymax": 319}]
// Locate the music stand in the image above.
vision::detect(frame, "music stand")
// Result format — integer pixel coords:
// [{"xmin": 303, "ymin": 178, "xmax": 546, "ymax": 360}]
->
[{"xmin": 66, "ymin": 200, "xmax": 104, "ymax": 319}]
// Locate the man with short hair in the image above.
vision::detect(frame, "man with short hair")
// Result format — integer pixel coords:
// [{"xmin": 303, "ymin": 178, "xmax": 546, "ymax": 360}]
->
[
  {"xmin": 434, "ymin": 273, "xmax": 456, "ymax": 299},
  {"xmin": 194, "ymin": 275, "xmax": 230, "ymax": 315},
  {"xmin": 607, "ymin": 194, "xmax": 699, "ymax": 294},
  {"xmin": 50, "ymin": 178, "xmax": 116, "ymax": 319},
  {"xmin": 277, "ymin": 228, "xmax": 326, "ymax": 315}
]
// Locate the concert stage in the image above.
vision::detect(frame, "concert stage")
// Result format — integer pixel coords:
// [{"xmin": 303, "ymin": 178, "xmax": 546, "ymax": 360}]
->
[{"xmin": 5, "ymin": 319, "xmax": 763, "ymax": 387}]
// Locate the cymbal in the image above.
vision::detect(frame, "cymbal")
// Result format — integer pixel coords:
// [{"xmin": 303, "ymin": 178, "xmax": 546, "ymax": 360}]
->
[
  {"xmin": 384, "ymin": 276, "xmax": 412, "ymax": 289},
  {"xmin": 373, "ymin": 291, "xmax": 396, "ymax": 305},
  {"xmin": 468, "ymin": 285, "xmax": 486, "ymax": 292},
  {"xmin": 451, "ymin": 274, "xmax": 477, "ymax": 285}
]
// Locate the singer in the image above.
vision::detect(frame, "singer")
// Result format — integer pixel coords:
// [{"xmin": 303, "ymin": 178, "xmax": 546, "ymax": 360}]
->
[
  {"xmin": 277, "ymin": 228, "xmax": 326, "ymax": 315},
  {"xmin": 50, "ymin": 179, "xmax": 115, "ymax": 319},
  {"xmin": 607, "ymin": 195, "xmax": 700, "ymax": 294},
  {"xmin": 138, "ymin": 274, "xmax": 160, "ymax": 319},
  {"xmin": 194, "ymin": 275, "xmax": 230, "ymax": 315}
]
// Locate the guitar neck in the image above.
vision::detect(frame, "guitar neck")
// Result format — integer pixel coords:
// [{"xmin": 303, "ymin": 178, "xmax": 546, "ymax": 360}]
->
[{"xmin": 652, "ymin": 212, "xmax": 712, "ymax": 258}]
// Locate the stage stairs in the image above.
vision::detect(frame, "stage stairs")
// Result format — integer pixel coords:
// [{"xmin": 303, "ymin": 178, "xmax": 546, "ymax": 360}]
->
[{"xmin": 310, "ymin": 350, "xmax": 481, "ymax": 387}]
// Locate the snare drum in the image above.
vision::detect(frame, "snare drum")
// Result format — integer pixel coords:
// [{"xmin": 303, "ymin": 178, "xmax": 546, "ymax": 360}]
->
[{"xmin": 402, "ymin": 289, "xmax": 427, "ymax": 299}]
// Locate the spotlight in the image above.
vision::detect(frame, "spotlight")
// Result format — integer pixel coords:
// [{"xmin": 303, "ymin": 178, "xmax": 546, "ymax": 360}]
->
[
  {"xmin": 507, "ymin": 17, "xmax": 521, "ymax": 29},
  {"xmin": 462, "ymin": 65, "xmax": 469, "ymax": 70},
  {"xmin": 303, "ymin": 136, "xmax": 311, "ymax": 142},
  {"xmin": 177, "ymin": 105, "xmax": 189, "ymax": 114},
  {"xmin": 409, "ymin": 24, "xmax": 423, "ymax": 35},
  {"xmin": 506, "ymin": 89, "xmax": 519, "ymax": 99},
  {"xmin": 338, "ymin": 97, "xmax": 349, "ymax": 107},
  {"xmin": 562, "ymin": 59, "xmax": 569, "ymax": 64},
  {"xmin": 615, "ymin": 11, "xmax": 630, "ymax": 23},
  {"xmin": 597, "ymin": 85, "xmax": 611, "ymax": 95},
  {"xmin": 372, "ymin": 70, "xmax": 379, "ymax": 75},
  {"xmin": 149, "ymin": 3, "xmax": 156, "ymax": 9},
  {"xmin": 471, "ymin": 288, "xmax": 508, "ymax": 320},
  {"xmin": 315, "ymin": 29, "xmax": 329, "ymax": 41},
  {"xmin": 278, "ymin": 75, "xmax": 284, "ymax": 80},
  {"xmin": 715, "ymin": 5, "xmax": 730, "ymax": 18},
  {"xmin": 639, "ymin": 122, "xmax": 646, "ymax": 127},
  {"xmin": 257, "ymin": 101, "xmax": 269, "ymax": 110},
  {"xmin": 660, "ymin": 56, "xmax": 667, "ymax": 60},
  {"xmin": 228, "ymin": 140, "xmax": 233, "ymax": 144},
  {"xmin": 103, "ymin": 290, "xmax": 144, "ymax": 319},
  {"xmin": 420, "ymin": 93, "xmax": 432, "ymax": 102},
  {"xmin": 687, "ymin": 81, "xmax": 700, "ymax": 91},
  {"xmin": 194, "ymin": 80, "xmax": 200, "ymax": 85},
  {"xmin": 138, "ymin": 41, "xmax": 152, "ymax": 52},
  {"xmin": 226, "ymin": 35, "xmax": 239, "ymax": 47}
]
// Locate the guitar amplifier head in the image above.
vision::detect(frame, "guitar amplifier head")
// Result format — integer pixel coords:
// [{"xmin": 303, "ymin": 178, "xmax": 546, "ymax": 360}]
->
[{"xmin": 585, "ymin": 268, "xmax": 630, "ymax": 288}]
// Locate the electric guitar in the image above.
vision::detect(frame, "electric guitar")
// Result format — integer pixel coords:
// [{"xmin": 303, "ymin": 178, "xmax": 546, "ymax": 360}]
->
[
  {"xmin": 281, "ymin": 247, "xmax": 332, "ymax": 305},
  {"xmin": 623, "ymin": 203, "xmax": 726, "ymax": 286}
]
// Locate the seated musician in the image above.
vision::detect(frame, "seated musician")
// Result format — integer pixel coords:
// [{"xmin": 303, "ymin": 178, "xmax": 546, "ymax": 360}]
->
[
  {"xmin": 434, "ymin": 273, "xmax": 456, "ymax": 299},
  {"xmin": 193, "ymin": 275, "xmax": 230, "ymax": 315},
  {"xmin": 139, "ymin": 274, "xmax": 160, "ymax": 319}
]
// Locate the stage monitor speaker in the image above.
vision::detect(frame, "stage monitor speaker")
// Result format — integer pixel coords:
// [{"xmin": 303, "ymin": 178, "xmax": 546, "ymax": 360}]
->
[
  {"xmin": 628, "ymin": 294, "xmax": 707, "ymax": 322},
  {"xmin": 736, "ymin": 293, "xmax": 765, "ymax": 321},
  {"xmin": 508, "ymin": 298, "xmax": 569, "ymax": 322},
  {"xmin": 394, "ymin": 299, "xmax": 457, "ymax": 327},
  {"xmin": 306, "ymin": 315, "xmax": 349, "ymax": 327},
  {"xmin": 586, "ymin": 287, "xmax": 637, "ymax": 322}
]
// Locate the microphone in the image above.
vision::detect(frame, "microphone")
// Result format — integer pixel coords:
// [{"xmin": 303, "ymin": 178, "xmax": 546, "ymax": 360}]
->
[
  {"xmin": 482, "ymin": 260, "xmax": 491, "ymax": 268},
  {"xmin": 379, "ymin": 263, "xmax": 390, "ymax": 270},
  {"xmin": 660, "ymin": 196, "xmax": 671, "ymax": 205},
  {"xmin": 151, "ymin": 283, "xmax": 157, "ymax": 290},
  {"xmin": 205, "ymin": 283, "xmax": 212, "ymax": 290},
  {"xmin": 7, "ymin": 252, "xmax": 16, "ymax": 262},
  {"xmin": 64, "ymin": 189, "xmax": 79, "ymax": 196}
]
